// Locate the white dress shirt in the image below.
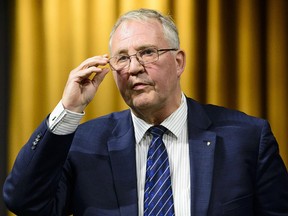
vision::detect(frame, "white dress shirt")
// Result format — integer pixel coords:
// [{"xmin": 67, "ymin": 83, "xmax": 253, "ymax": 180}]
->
[
  {"xmin": 132, "ymin": 93, "xmax": 190, "ymax": 215},
  {"xmin": 48, "ymin": 93, "xmax": 191, "ymax": 215}
]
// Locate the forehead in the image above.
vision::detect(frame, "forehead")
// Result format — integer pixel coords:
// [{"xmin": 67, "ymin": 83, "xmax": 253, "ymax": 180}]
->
[{"xmin": 110, "ymin": 19, "xmax": 168, "ymax": 53}]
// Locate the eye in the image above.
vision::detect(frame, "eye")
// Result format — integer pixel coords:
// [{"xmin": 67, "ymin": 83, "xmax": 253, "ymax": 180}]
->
[
  {"xmin": 116, "ymin": 55, "xmax": 130, "ymax": 63},
  {"xmin": 139, "ymin": 48, "xmax": 157, "ymax": 57}
]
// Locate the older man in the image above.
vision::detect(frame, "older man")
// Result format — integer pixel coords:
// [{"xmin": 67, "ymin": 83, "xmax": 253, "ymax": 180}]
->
[{"xmin": 3, "ymin": 8, "xmax": 288, "ymax": 216}]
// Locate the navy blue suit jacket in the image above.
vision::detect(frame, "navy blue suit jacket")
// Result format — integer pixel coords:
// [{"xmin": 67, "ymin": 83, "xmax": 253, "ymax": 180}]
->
[{"xmin": 3, "ymin": 98, "xmax": 288, "ymax": 215}]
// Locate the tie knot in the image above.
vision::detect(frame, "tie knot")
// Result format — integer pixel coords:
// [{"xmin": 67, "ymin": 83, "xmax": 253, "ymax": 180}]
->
[{"xmin": 149, "ymin": 125, "xmax": 168, "ymax": 138}]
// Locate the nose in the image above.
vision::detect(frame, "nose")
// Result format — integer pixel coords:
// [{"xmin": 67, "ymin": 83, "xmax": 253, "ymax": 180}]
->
[{"xmin": 128, "ymin": 55, "xmax": 144, "ymax": 75}]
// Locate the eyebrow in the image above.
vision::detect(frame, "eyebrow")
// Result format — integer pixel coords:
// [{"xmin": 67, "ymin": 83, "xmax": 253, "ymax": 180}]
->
[{"xmin": 115, "ymin": 44, "xmax": 157, "ymax": 55}]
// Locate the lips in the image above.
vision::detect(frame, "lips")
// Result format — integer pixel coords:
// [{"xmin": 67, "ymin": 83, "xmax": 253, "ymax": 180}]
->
[
  {"xmin": 131, "ymin": 81, "xmax": 151, "ymax": 90},
  {"xmin": 132, "ymin": 82, "xmax": 148, "ymax": 90}
]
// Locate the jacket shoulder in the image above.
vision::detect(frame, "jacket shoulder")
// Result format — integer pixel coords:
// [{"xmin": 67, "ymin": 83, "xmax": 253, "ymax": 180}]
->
[
  {"xmin": 70, "ymin": 109, "xmax": 132, "ymax": 153},
  {"xmin": 186, "ymin": 97, "xmax": 266, "ymax": 127},
  {"xmin": 79, "ymin": 109, "xmax": 131, "ymax": 129}
]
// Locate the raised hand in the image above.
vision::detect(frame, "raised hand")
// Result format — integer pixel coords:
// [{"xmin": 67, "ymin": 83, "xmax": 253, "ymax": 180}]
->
[{"xmin": 61, "ymin": 55, "xmax": 110, "ymax": 113}]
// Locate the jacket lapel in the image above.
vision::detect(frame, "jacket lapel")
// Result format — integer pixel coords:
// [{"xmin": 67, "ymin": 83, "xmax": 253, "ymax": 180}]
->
[
  {"xmin": 107, "ymin": 111, "xmax": 138, "ymax": 216},
  {"xmin": 187, "ymin": 98, "xmax": 216, "ymax": 216}
]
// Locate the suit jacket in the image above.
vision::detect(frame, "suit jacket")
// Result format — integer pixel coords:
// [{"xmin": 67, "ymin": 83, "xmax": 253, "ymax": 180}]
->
[{"xmin": 3, "ymin": 98, "xmax": 288, "ymax": 216}]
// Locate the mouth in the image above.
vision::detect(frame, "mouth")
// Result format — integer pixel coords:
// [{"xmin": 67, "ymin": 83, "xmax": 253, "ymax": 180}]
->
[{"xmin": 131, "ymin": 81, "xmax": 151, "ymax": 90}]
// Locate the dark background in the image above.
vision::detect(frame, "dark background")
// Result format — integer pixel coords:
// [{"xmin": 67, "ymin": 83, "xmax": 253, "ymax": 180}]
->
[{"xmin": 0, "ymin": 0, "xmax": 11, "ymax": 215}]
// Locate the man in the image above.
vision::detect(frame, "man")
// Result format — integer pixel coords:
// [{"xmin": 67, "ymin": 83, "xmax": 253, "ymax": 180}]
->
[{"xmin": 3, "ymin": 8, "xmax": 288, "ymax": 216}]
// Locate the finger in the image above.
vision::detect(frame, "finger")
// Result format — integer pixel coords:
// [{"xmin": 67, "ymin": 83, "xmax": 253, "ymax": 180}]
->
[
  {"xmin": 78, "ymin": 55, "xmax": 109, "ymax": 70},
  {"xmin": 91, "ymin": 68, "xmax": 110, "ymax": 84},
  {"xmin": 83, "ymin": 66, "xmax": 110, "ymax": 77},
  {"xmin": 69, "ymin": 64, "xmax": 108, "ymax": 82}
]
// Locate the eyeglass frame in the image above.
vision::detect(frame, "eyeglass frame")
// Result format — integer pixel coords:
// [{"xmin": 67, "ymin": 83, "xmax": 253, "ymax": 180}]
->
[{"xmin": 108, "ymin": 47, "xmax": 178, "ymax": 72}]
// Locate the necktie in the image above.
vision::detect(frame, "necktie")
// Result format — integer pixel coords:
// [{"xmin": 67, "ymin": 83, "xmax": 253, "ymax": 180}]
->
[{"xmin": 144, "ymin": 125, "xmax": 175, "ymax": 216}]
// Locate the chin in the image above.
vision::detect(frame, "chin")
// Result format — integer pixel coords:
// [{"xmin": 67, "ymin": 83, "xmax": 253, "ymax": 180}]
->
[
  {"xmin": 132, "ymin": 99, "xmax": 152, "ymax": 109},
  {"xmin": 130, "ymin": 93, "xmax": 155, "ymax": 110}
]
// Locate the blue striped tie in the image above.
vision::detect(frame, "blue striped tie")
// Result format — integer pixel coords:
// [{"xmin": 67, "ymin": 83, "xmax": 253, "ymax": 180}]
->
[{"xmin": 144, "ymin": 125, "xmax": 175, "ymax": 216}]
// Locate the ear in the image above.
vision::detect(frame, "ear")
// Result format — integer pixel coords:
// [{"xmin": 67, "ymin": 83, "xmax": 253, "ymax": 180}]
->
[{"xmin": 175, "ymin": 50, "xmax": 186, "ymax": 76}]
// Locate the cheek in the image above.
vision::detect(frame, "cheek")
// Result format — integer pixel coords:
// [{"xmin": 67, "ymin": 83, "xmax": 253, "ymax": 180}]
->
[
  {"xmin": 113, "ymin": 72, "xmax": 126, "ymax": 89},
  {"xmin": 152, "ymin": 65, "xmax": 177, "ymax": 86},
  {"xmin": 113, "ymin": 73, "xmax": 132, "ymax": 100}
]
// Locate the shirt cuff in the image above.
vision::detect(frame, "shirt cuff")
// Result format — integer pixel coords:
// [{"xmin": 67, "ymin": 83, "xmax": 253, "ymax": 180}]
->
[{"xmin": 48, "ymin": 101, "xmax": 84, "ymax": 135}]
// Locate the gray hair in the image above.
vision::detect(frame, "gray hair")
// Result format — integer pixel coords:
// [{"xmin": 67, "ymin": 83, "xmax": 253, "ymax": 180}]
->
[{"xmin": 109, "ymin": 8, "xmax": 180, "ymax": 50}]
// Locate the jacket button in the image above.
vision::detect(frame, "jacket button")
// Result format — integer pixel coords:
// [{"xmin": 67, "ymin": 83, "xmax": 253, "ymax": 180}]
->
[{"xmin": 31, "ymin": 133, "xmax": 42, "ymax": 150}]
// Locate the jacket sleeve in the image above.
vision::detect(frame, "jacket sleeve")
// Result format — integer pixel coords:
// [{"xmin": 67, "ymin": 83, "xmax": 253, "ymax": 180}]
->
[
  {"xmin": 3, "ymin": 119, "xmax": 75, "ymax": 216},
  {"xmin": 255, "ymin": 120, "xmax": 288, "ymax": 215}
]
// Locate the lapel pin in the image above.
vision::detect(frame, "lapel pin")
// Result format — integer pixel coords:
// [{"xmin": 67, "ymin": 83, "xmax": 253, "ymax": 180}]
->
[{"xmin": 205, "ymin": 141, "xmax": 211, "ymax": 146}]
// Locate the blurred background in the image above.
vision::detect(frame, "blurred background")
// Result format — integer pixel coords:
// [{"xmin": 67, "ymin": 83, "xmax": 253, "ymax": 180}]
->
[{"xmin": 1, "ymin": 0, "xmax": 287, "ymax": 215}]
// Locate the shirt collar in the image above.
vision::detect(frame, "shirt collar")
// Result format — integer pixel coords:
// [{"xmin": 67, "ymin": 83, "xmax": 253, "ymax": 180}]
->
[{"xmin": 131, "ymin": 93, "xmax": 188, "ymax": 144}]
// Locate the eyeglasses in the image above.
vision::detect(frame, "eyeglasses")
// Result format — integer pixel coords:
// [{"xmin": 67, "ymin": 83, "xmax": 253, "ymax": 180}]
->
[{"xmin": 108, "ymin": 47, "xmax": 178, "ymax": 72}]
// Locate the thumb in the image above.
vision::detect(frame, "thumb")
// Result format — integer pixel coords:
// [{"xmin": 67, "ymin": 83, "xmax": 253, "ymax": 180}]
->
[{"xmin": 92, "ymin": 68, "xmax": 110, "ymax": 85}]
